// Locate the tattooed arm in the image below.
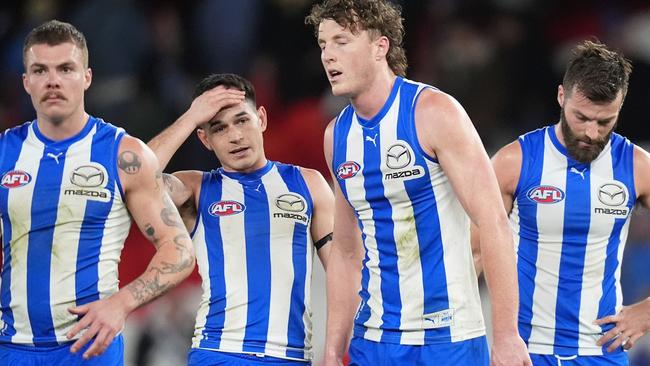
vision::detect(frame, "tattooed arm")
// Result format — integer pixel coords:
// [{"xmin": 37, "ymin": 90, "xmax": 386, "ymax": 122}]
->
[{"xmin": 66, "ymin": 135, "xmax": 195, "ymax": 359}]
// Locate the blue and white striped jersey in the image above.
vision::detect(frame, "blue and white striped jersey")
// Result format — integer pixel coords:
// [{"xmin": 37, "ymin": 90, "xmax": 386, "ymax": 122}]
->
[
  {"xmin": 0, "ymin": 116, "xmax": 131, "ymax": 346},
  {"xmin": 331, "ymin": 77, "xmax": 485, "ymax": 345},
  {"xmin": 512, "ymin": 126, "xmax": 635, "ymax": 355},
  {"xmin": 191, "ymin": 161, "xmax": 315, "ymax": 361}
]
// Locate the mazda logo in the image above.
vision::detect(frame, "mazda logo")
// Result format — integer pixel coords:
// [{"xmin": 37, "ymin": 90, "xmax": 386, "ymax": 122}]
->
[
  {"xmin": 275, "ymin": 193, "xmax": 306, "ymax": 212},
  {"xmin": 386, "ymin": 143, "xmax": 411, "ymax": 169},
  {"xmin": 70, "ymin": 165, "xmax": 105, "ymax": 188},
  {"xmin": 598, "ymin": 183, "xmax": 626, "ymax": 207}
]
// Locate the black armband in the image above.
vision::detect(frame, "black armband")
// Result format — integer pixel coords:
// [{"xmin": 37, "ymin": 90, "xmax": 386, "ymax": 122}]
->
[{"xmin": 314, "ymin": 232, "xmax": 333, "ymax": 250}]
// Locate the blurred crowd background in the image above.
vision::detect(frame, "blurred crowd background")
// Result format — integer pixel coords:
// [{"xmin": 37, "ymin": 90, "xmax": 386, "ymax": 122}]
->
[{"xmin": 1, "ymin": 0, "xmax": 649, "ymax": 365}]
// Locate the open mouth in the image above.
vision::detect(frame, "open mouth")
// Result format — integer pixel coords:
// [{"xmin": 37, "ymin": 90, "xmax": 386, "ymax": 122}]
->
[
  {"xmin": 230, "ymin": 147, "xmax": 249, "ymax": 155},
  {"xmin": 328, "ymin": 69, "xmax": 342, "ymax": 80}
]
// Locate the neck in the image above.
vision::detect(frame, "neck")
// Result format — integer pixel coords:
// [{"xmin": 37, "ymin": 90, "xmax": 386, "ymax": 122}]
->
[
  {"xmin": 350, "ymin": 68, "xmax": 397, "ymax": 120},
  {"xmin": 36, "ymin": 108, "xmax": 89, "ymax": 141}
]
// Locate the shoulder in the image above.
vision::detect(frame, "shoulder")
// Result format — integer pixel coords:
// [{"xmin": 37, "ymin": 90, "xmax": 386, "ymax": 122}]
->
[
  {"xmin": 415, "ymin": 88, "xmax": 465, "ymax": 118},
  {"xmin": 299, "ymin": 166, "xmax": 327, "ymax": 186},
  {"xmin": 116, "ymin": 135, "xmax": 159, "ymax": 187},
  {"xmin": 117, "ymin": 135, "xmax": 156, "ymax": 164},
  {"xmin": 413, "ymin": 88, "xmax": 471, "ymax": 138},
  {"xmin": 493, "ymin": 140, "xmax": 523, "ymax": 167},
  {"xmin": 172, "ymin": 169, "xmax": 204, "ymax": 190},
  {"xmin": 299, "ymin": 166, "xmax": 331, "ymax": 197},
  {"xmin": 633, "ymin": 144, "xmax": 650, "ymax": 177}
]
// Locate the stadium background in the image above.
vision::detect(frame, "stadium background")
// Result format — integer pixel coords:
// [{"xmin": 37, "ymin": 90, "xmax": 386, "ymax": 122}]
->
[{"xmin": 0, "ymin": 0, "xmax": 649, "ymax": 364}]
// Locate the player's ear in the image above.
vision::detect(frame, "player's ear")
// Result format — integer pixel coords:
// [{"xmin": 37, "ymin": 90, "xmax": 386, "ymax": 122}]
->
[
  {"xmin": 375, "ymin": 35, "xmax": 390, "ymax": 61},
  {"xmin": 196, "ymin": 128, "xmax": 213, "ymax": 151},
  {"xmin": 557, "ymin": 85, "xmax": 565, "ymax": 107},
  {"xmin": 258, "ymin": 106, "xmax": 268, "ymax": 133}
]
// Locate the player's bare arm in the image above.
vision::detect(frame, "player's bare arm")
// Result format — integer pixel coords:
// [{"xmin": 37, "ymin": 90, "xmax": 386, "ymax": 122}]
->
[
  {"xmin": 595, "ymin": 145, "xmax": 650, "ymax": 351},
  {"xmin": 162, "ymin": 171, "xmax": 202, "ymax": 232},
  {"xmin": 471, "ymin": 141, "xmax": 522, "ymax": 276},
  {"xmin": 415, "ymin": 89, "xmax": 531, "ymax": 366},
  {"xmin": 322, "ymin": 119, "xmax": 365, "ymax": 366},
  {"xmin": 147, "ymin": 86, "xmax": 245, "ymax": 169},
  {"xmin": 301, "ymin": 167, "xmax": 334, "ymax": 269},
  {"xmin": 66, "ymin": 136, "xmax": 195, "ymax": 359}
]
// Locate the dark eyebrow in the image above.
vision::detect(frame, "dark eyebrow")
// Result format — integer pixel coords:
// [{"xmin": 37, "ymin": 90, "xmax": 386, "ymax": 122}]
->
[{"xmin": 234, "ymin": 111, "xmax": 248, "ymax": 118}]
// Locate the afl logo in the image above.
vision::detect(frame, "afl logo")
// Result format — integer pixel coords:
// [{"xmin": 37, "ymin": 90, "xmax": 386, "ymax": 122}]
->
[
  {"xmin": 1, "ymin": 170, "xmax": 32, "ymax": 188},
  {"xmin": 336, "ymin": 161, "xmax": 361, "ymax": 180},
  {"xmin": 527, "ymin": 185, "xmax": 565, "ymax": 204},
  {"xmin": 209, "ymin": 200, "xmax": 245, "ymax": 217}
]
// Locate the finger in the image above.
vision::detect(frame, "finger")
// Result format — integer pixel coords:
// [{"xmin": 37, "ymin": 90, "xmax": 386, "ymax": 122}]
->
[
  {"xmin": 594, "ymin": 315, "xmax": 618, "ymax": 325},
  {"xmin": 70, "ymin": 324, "xmax": 99, "ymax": 353},
  {"xmin": 67, "ymin": 304, "xmax": 89, "ymax": 315},
  {"xmin": 623, "ymin": 334, "xmax": 641, "ymax": 350},
  {"xmin": 596, "ymin": 326, "xmax": 621, "ymax": 346},
  {"xmin": 83, "ymin": 328, "xmax": 112, "ymax": 359},
  {"xmin": 66, "ymin": 312, "xmax": 93, "ymax": 339},
  {"xmin": 607, "ymin": 333, "xmax": 626, "ymax": 353}
]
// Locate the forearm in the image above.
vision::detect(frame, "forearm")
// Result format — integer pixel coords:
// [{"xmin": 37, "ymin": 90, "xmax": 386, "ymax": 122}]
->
[
  {"xmin": 147, "ymin": 114, "xmax": 197, "ymax": 170},
  {"xmin": 120, "ymin": 234, "xmax": 195, "ymax": 312},
  {"xmin": 325, "ymin": 244, "xmax": 362, "ymax": 360},
  {"xmin": 479, "ymin": 219, "xmax": 519, "ymax": 335}
]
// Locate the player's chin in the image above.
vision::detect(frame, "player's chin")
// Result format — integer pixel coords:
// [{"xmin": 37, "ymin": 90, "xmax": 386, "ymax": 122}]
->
[{"xmin": 330, "ymin": 84, "xmax": 351, "ymax": 97}]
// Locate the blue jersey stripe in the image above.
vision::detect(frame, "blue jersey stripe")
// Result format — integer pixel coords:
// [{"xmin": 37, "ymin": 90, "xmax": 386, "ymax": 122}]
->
[
  {"xmin": 359, "ymin": 129, "xmax": 403, "ymax": 339},
  {"xmin": 242, "ymin": 183, "xmax": 271, "ymax": 351},
  {"xmin": 27, "ymin": 149, "xmax": 66, "ymax": 345},
  {"xmin": 0, "ymin": 126, "xmax": 28, "ymax": 338},
  {"xmin": 397, "ymin": 83, "xmax": 451, "ymax": 341},
  {"xmin": 279, "ymin": 166, "xmax": 310, "ymax": 358},
  {"xmin": 597, "ymin": 136, "xmax": 635, "ymax": 352},
  {"xmin": 199, "ymin": 173, "xmax": 227, "ymax": 349},
  {"xmin": 553, "ymin": 165, "xmax": 591, "ymax": 353},
  {"xmin": 75, "ymin": 124, "xmax": 115, "ymax": 305},
  {"xmin": 516, "ymin": 132, "xmax": 544, "ymax": 344}
]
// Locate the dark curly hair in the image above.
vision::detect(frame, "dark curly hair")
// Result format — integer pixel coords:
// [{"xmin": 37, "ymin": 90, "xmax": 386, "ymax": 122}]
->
[
  {"xmin": 563, "ymin": 40, "xmax": 632, "ymax": 103},
  {"xmin": 305, "ymin": 0, "xmax": 407, "ymax": 77}
]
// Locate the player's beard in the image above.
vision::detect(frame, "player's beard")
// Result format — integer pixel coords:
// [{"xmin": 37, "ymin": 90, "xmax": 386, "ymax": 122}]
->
[{"xmin": 560, "ymin": 108, "xmax": 614, "ymax": 164}]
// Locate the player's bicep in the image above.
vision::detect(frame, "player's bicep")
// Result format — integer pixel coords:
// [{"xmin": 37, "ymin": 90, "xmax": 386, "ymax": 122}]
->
[
  {"xmin": 634, "ymin": 146, "xmax": 650, "ymax": 209},
  {"xmin": 303, "ymin": 169, "xmax": 334, "ymax": 247},
  {"xmin": 491, "ymin": 141, "xmax": 523, "ymax": 215},
  {"xmin": 118, "ymin": 138, "xmax": 186, "ymax": 248}
]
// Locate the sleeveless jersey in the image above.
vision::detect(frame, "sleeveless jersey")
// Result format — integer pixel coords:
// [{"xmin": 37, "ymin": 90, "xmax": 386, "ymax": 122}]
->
[
  {"xmin": 331, "ymin": 77, "xmax": 485, "ymax": 345},
  {"xmin": 191, "ymin": 161, "xmax": 316, "ymax": 361},
  {"xmin": 512, "ymin": 126, "xmax": 635, "ymax": 355},
  {"xmin": 0, "ymin": 116, "xmax": 131, "ymax": 346}
]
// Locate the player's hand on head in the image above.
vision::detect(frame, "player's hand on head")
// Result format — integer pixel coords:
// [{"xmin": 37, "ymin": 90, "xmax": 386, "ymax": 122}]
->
[
  {"xmin": 186, "ymin": 86, "xmax": 246, "ymax": 127},
  {"xmin": 491, "ymin": 333, "xmax": 533, "ymax": 366},
  {"xmin": 66, "ymin": 295, "xmax": 129, "ymax": 359},
  {"xmin": 595, "ymin": 298, "xmax": 650, "ymax": 352}
]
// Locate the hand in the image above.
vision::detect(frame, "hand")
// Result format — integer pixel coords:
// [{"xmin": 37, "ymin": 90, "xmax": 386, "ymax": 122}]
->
[
  {"xmin": 185, "ymin": 86, "xmax": 246, "ymax": 127},
  {"xmin": 491, "ymin": 334, "xmax": 532, "ymax": 366},
  {"xmin": 66, "ymin": 295, "xmax": 129, "ymax": 359},
  {"xmin": 595, "ymin": 298, "xmax": 650, "ymax": 352}
]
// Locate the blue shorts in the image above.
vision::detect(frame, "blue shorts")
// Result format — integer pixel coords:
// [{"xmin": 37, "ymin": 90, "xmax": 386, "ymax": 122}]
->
[
  {"xmin": 348, "ymin": 335, "xmax": 489, "ymax": 366},
  {"xmin": 530, "ymin": 352, "xmax": 628, "ymax": 366},
  {"xmin": 0, "ymin": 334, "xmax": 124, "ymax": 366},
  {"xmin": 187, "ymin": 348, "xmax": 310, "ymax": 365}
]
